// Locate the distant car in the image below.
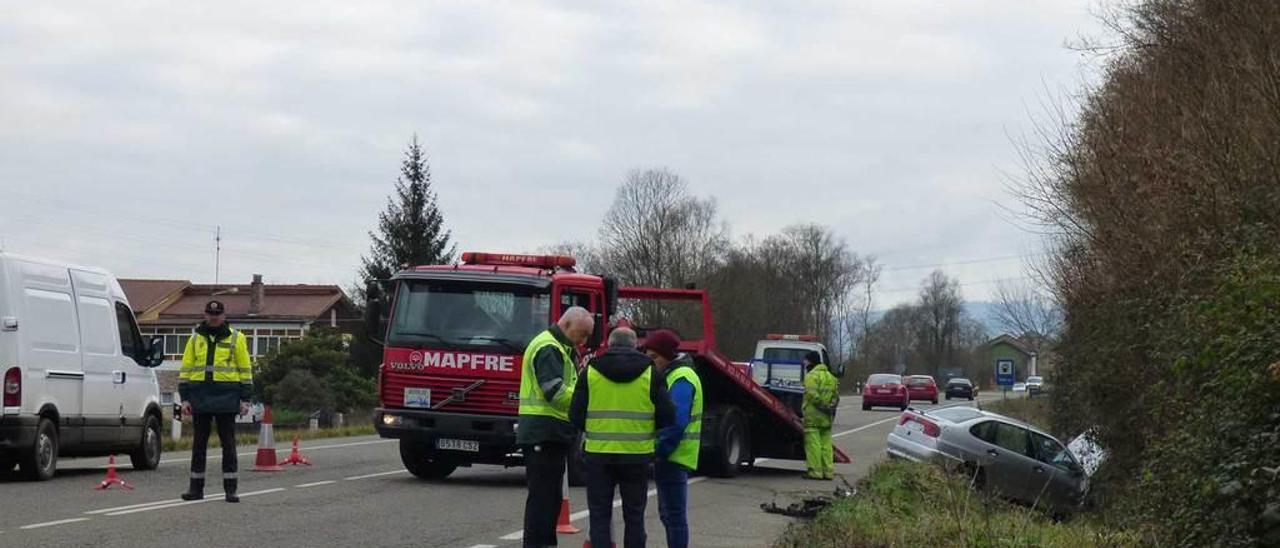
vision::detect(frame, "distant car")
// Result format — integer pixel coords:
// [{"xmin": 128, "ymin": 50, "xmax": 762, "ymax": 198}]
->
[
  {"xmin": 862, "ymin": 374, "xmax": 909, "ymax": 411},
  {"xmin": 1026, "ymin": 376, "xmax": 1045, "ymax": 397},
  {"xmin": 945, "ymin": 378, "xmax": 976, "ymax": 401},
  {"xmin": 905, "ymin": 375, "xmax": 938, "ymax": 404},
  {"xmin": 1012, "ymin": 383, "xmax": 1027, "ymax": 392},
  {"xmin": 885, "ymin": 406, "xmax": 1088, "ymax": 517}
]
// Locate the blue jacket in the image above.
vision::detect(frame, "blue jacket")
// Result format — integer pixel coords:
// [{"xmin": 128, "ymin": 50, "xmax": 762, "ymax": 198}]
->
[{"xmin": 656, "ymin": 356, "xmax": 697, "ymax": 459}]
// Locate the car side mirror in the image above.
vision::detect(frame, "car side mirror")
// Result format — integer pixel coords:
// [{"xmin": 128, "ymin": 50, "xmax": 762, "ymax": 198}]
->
[{"xmin": 147, "ymin": 336, "xmax": 165, "ymax": 367}]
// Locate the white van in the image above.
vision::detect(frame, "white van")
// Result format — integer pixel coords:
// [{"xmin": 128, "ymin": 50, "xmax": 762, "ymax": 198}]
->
[{"xmin": 0, "ymin": 253, "xmax": 165, "ymax": 480}]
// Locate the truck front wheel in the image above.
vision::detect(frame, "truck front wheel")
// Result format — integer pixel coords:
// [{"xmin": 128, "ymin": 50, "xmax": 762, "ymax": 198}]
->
[
  {"xmin": 399, "ymin": 440, "xmax": 457, "ymax": 480},
  {"xmin": 702, "ymin": 406, "xmax": 750, "ymax": 478}
]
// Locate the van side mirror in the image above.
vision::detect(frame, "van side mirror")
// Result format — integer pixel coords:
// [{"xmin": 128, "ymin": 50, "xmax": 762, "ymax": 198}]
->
[{"xmin": 147, "ymin": 336, "xmax": 165, "ymax": 367}]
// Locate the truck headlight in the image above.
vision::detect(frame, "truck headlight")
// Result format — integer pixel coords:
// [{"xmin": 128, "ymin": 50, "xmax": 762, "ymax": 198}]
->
[{"xmin": 381, "ymin": 413, "xmax": 403, "ymax": 426}]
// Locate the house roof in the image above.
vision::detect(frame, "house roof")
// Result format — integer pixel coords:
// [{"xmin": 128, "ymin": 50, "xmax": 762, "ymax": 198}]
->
[
  {"xmin": 118, "ymin": 279, "xmax": 191, "ymax": 315},
  {"xmin": 985, "ymin": 333, "xmax": 1037, "ymax": 356},
  {"xmin": 120, "ymin": 277, "xmax": 358, "ymax": 323}
]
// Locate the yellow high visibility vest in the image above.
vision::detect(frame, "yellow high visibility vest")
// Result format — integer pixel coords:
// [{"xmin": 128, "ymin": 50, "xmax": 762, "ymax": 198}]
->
[
  {"xmin": 584, "ymin": 366, "xmax": 656, "ymax": 455},
  {"xmin": 518, "ymin": 329, "xmax": 576, "ymax": 421}
]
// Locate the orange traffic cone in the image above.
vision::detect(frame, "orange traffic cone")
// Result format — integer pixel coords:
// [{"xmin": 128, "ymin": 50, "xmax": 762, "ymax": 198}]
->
[
  {"xmin": 556, "ymin": 470, "xmax": 580, "ymax": 534},
  {"xmin": 95, "ymin": 455, "xmax": 134, "ymax": 491},
  {"xmin": 280, "ymin": 436, "xmax": 311, "ymax": 466},
  {"xmin": 252, "ymin": 405, "xmax": 283, "ymax": 472}
]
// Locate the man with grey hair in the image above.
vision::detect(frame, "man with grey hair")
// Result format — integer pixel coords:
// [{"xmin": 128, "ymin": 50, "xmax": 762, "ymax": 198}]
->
[
  {"xmin": 570, "ymin": 327, "xmax": 675, "ymax": 548},
  {"xmin": 517, "ymin": 306, "xmax": 594, "ymax": 548}
]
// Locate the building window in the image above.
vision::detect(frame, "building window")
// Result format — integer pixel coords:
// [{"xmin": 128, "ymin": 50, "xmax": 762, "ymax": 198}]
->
[{"xmin": 160, "ymin": 392, "xmax": 174, "ymax": 405}]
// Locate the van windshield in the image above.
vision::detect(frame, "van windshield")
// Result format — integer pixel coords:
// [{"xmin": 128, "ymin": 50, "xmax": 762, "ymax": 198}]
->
[{"xmin": 387, "ymin": 279, "xmax": 552, "ymax": 352}]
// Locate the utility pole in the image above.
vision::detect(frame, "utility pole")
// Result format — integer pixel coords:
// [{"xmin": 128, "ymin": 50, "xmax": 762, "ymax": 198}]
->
[{"xmin": 214, "ymin": 226, "xmax": 222, "ymax": 284}]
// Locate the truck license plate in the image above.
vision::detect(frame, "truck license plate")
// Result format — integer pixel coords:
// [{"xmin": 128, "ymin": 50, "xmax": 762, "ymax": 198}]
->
[{"xmin": 437, "ymin": 438, "xmax": 479, "ymax": 452}]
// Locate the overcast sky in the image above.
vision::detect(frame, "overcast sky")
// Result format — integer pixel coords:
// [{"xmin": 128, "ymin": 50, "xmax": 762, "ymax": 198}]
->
[{"xmin": 0, "ymin": 1, "xmax": 1105, "ymax": 306}]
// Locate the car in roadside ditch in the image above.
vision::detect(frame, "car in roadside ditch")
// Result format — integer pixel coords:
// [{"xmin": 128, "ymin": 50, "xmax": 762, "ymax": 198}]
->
[
  {"xmin": 885, "ymin": 406, "xmax": 1088, "ymax": 517},
  {"xmin": 1026, "ymin": 376, "xmax": 1045, "ymax": 397},
  {"xmin": 904, "ymin": 375, "xmax": 939, "ymax": 404},
  {"xmin": 945, "ymin": 377, "xmax": 976, "ymax": 401},
  {"xmin": 862, "ymin": 373, "xmax": 909, "ymax": 411}
]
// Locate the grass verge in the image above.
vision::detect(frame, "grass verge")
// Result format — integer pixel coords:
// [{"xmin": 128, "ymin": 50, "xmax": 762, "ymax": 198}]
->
[
  {"xmin": 161, "ymin": 421, "xmax": 377, "ymax": 452},
  {"xmin": 773, "ymin": 459, "xmax": 1142, "ymax": 548}
]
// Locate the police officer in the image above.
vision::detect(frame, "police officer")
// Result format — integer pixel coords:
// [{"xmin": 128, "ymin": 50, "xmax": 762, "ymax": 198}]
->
[
  {"xmin": 179, "ymin": 300, "xmax": 253, "ymax": 503},
  {"xmin": 646, "ymin": 329, "xmax": 702, "ymax": 548},
  {"xmin": 569, "ymin": 327, "xmax": 674, "ymax": 548},
  {"xmin": 802, "ymin": 351, "xmax": 839, "ymax": 480},
  {"xmin": 518, "ymin": 307, "xmax": 593, "ymax": 548}
]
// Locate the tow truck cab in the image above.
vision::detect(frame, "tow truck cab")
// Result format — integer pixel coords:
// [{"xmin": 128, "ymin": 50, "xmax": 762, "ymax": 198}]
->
[{"xmin": 366, "ymin": 253, "xmax": 614, "ymax": 479}]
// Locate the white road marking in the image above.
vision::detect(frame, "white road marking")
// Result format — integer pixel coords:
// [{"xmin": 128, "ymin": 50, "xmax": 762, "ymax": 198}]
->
[
  {"xmin": 296, "ymin": 480, "xmax": 337, "ymax": 488},
  {"xmin": 86, "ymin": 498, "xmax": 183, "ymax": 515},
  {"xmin": 160, "ymin": 439, "xmax": 393, "ymax": 464},
  {"xmin": 344, "ymin": 470, "xmax": 407, "ymax": 481},
  {"xmin": 19, "ymin": 517, "xmax": 91, "ymax": 530},
  {"xmin": 105, "ymin": 493, "xmax": 225, "ymax": 516},
  {"xmin": 467, "ymin": 545, "xmax": 498, "ymax": 548},
  {"xmin": 240, "ymin": 488, "xmax": 286, "ymax": 498},
  {"xmin": 498, "ymin": 477, "xmax": 709, "ymax": 541}
]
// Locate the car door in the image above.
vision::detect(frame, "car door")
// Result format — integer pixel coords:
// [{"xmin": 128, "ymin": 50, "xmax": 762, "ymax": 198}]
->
[
  {"xmin": 70, "ymin": 269, "xmax": 123, "ymax": 447},
  {"xmin": 981, "ymin": 421, "xmax": 1037, "ymax": 501},
  {"xmin": 1030, "ymin": 432, "xmax": 1084, "ymax": 512}
]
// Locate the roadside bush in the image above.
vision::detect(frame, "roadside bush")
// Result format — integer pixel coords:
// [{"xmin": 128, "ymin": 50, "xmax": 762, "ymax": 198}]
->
[
  {"xmin": 1018, "ymin": 1, "xmax": 1280, "ymax": 544},
  {"xmin": 255, "ymin": 327, "xmax": 375, "ymax": 413}
]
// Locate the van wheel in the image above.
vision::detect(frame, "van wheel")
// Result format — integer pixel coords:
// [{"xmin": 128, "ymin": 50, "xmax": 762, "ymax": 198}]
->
[
  {"xmin": 702, "ymin": 406, "xmax": 750, "ymax": 478},
  {"xmin": 399, "ymin": 440, "xmax": 457, "ymax": 480},
  {"xmin": 130, "ymin": 414, "xmax": 162, "ymax": 471},
  {"xmin": 21, "ymin": 417, "xmax": 58, "ymax": 481}
]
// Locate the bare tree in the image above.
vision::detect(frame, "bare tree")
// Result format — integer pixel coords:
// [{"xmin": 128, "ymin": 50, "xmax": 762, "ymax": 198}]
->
[
  {"xmin": 917, "ymin": 270, "xmax": 963, "ymax": 379},
  {"xmin": 991, "ymin": 278, "xmax": 1062, "ymax": 353}
]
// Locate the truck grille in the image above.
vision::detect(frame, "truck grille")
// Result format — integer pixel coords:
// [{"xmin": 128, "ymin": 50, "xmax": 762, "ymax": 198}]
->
[{"xmin": 382, "ymin": 371, "xmax": 519, "ymax": 415}]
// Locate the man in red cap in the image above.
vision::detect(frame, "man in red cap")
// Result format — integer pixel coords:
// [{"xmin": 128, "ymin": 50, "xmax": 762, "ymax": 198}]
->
[{"xmin": 644, "ymin": 329, "xmax": 702, "ymax": 548}]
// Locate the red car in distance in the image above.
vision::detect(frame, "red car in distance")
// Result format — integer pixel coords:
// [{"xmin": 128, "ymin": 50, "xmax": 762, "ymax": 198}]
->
[
  {"xmin": 905, "ymin": 375, "xmax": 939, "ymax": 404},
  {"xmin": 862, "ymin": 374, "xmax": 909, "ymax": 411}
]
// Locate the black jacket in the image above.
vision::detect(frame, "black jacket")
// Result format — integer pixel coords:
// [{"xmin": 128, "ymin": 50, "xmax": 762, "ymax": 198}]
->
[
  {"xmin": 570, "ymin": 346, "xmax": 675, "ymax": 463},
  {"xmin": 515, "ymin": 325, "xmax": 581, "ymax": 446}
]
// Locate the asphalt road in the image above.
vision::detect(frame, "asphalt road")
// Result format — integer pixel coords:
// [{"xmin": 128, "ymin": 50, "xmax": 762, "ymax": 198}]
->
[{"xmin": 0, "ymin": 392, "xmax": 1002, "ymax": 548}]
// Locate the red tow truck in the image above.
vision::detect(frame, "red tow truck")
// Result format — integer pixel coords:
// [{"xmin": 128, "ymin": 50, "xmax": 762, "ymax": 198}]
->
[{"xmin": 365, "ymin": 252, "xmax": 848, "ymax": 480}]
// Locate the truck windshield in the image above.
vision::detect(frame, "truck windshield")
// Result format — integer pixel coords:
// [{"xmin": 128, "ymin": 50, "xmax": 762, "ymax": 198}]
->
[{"xmin": 387, "ymin": 279, "xmax": 551, "ymax": 352}]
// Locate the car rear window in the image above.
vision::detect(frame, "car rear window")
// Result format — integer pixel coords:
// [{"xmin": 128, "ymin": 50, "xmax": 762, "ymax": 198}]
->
[
  {"xmin": 947, "ymin": 378, "xmax": 972, "ymax": 386},
  {"xmin": 907, "ymin": 376, "xmax": 934, "ymax": 386},
  {"xmin": 928, "ymin": 407, "xmax": 984, "ymax": 423},
  {"xmin": 868, "ymin": 374, "xmax": 900, "ymax": 384}
]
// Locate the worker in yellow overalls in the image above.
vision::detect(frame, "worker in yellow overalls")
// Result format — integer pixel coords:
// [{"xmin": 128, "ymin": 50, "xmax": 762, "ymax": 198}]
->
[{"xmin": 802, "ymin": 351, "xmax": 838, "ymax": 480}]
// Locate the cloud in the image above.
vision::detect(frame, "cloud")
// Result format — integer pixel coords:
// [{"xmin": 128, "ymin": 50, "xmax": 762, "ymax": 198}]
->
[{"xmin": 0, "ymin": 1, "xmax": 1105, "ymax": 304}]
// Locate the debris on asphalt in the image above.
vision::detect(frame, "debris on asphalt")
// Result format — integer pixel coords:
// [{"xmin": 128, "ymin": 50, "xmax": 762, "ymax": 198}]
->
[{"xmin": 760, "ymin": 481, "xmax": 857, "ymax": 519}]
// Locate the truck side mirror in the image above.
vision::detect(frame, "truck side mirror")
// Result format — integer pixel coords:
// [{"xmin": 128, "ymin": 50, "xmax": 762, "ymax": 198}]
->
[
  {"xmin": 586, "ymin": 313, "xmax": 604, "ymax": 350},
  {"xmin": 364, "ymin": 281, "xmax": 387, "ymax": 345},
  {"xmin": 147, "ymin": 336, "xmax": 165, "ymax": 367}
]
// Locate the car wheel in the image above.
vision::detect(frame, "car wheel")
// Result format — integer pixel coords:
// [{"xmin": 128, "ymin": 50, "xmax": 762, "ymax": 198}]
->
[
  {"xmin": 968, "ymin": 395, "xmax": 974, "ymax": 401},
  {"xmin": 399, "ymin": 440, "xmax": 457, "ymax": 480},
  {"xmin": 130, "ymin": 414, "xmax": 162, "ymax": 471},
  {"xmin": 862, "ymin": 402, "xmax": 871, "ymax": 411},
  {"xmin": 20, "ymin": 417, "xmax": 58, "ymax": 481},
  {"xmin": 931, "ymin": 398, "xmax": 938, "ymax": 405},
  {"xmin": 945, "ymin": 394, "xmax": 952, "ymax": 400}
]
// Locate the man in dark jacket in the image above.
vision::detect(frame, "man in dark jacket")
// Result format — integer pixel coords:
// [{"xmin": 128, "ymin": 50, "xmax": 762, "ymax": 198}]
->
[
  {"xmin": 178, "ymin": 300, "xmax": 252, "ymax": 503},
  {"xmin": 570, "ymin": 327, "xmax": 675, "ymax": 548}
]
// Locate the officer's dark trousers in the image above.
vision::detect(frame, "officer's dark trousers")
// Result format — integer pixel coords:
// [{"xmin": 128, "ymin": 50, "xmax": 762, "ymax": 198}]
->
[
  {"xmin": 190, "ymin": 413, "xmax": 238, "ymax": 478},
  {"xmin": 586, "ymin": 459, "xmax": 649, "ymax": 548},
  {"xmin": 523, "ymin": 442, "xmax": 569, "ymax": 547}
]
